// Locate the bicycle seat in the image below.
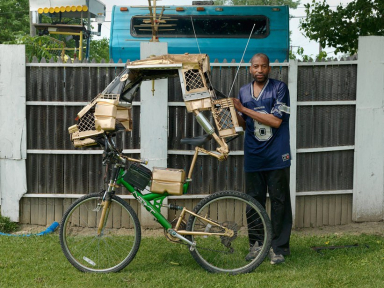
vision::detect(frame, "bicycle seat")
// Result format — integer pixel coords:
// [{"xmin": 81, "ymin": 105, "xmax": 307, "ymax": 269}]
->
[{"xmin": 180, "ymin": 134, "xmax": 212, "ymax": 146}]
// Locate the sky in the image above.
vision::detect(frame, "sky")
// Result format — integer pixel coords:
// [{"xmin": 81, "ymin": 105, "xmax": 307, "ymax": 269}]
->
[{"xmin": 93, "ymin": 0, "xmax": 354, "ymax": 59}]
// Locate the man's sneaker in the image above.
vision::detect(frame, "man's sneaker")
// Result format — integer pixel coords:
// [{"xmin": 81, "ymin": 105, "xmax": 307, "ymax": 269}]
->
[
  {"xmin": 245, "ymin": 243, "xmax": 262, "ymax": 261},
  {"xmin": 269, "ymin": 248, "xmax": 285, "ymax": 265}
]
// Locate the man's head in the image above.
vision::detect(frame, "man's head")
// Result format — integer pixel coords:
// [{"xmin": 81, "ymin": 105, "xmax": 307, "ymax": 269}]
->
[{"xmin": 250, "ymin": 53, "xmax": 271, "ymax": 84}]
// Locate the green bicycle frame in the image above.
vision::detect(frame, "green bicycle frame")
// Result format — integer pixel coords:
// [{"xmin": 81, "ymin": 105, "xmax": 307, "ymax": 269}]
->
[{"xmin": 116, "ymin": 168, "xmax": 189, "ymax": 230}]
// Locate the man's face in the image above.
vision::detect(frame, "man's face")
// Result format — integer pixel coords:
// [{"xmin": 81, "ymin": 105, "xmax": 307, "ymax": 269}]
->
[{"xmin": 250, "ymin": 56, "xmax": 271, "ymax": 84}]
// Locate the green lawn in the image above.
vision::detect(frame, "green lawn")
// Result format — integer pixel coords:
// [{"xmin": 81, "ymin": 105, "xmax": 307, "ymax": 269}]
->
[{"xmin": 0, "ymin": 228, "xmax": 383, "ymax": 288}]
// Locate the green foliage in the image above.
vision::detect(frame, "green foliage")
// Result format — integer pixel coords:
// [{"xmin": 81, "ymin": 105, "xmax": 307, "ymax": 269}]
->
[
  {"xmin": 0, "ymin": 0, "xmax": 107, "ymax": 62},
  {"xmin": 214, "ymin": 0, "xmax": 300, "ymax": 8},
  {"xmin": 0, "ymin": 214, "xmax": 18, "ymax": 233},
  {"xmin": 316, "ymin": 50, "xmax": 327, "ymax": 61},
  {"xmin": 290, "ymin": 46, "xmax": 327, "ymax": 61},
  {"xmin": 0, "ymin": 0, "xmax": 30, "ymax": 43},
  {"xmin": 300, "ymin": 0, "xmax": 384, "ymax": 55},
  {"xmin": 289, "ymin": 47, "xmax": 328, "ymax": 62},
  {"xmin": 12, "ymin": 35, "xmax": 62, "ymax": 62},
  {"xmin": 89, "ymin": 38, "xmax": 110, "ymax": 62},
  {"xmin": 289, "ymin": 50, "xmax": 296, "ymax": 60}
]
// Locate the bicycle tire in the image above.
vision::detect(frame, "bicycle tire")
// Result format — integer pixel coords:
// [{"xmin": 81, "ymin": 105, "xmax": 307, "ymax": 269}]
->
[
  {"xmin": 59, "ymin": 192, "xmax": 141, "ymax": 273},
  {"xmin": 186, "ymin": 190, "xmax": 272, "ymax": 274}
]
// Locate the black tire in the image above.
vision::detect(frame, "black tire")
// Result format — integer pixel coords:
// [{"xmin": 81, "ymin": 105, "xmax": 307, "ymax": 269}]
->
[
  {"xmin": 59, "ymin": 193, "xmax": 141, "ymax": 273},
  {"xmin": 186, "ymin": 190, "xmax": 272, "ymax": 274}
]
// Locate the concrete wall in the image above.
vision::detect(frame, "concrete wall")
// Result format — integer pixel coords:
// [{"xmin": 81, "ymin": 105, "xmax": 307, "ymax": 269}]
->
[
  {"xmin": 0, "ymin": 45, "xmax": 27, "ymax": 222},
  {"xmin": 353, "ymin": 36, "xmax": 384, "ymax": 221}
]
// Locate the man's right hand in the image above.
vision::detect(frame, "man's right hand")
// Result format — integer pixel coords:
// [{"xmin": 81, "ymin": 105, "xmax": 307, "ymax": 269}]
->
[{"xmin": 233, "ymin": 98, "xmax": 244, "ymax": 113}]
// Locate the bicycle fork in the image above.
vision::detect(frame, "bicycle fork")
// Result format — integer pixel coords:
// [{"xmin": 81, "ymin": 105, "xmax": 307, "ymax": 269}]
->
[
  {"xmin": 97, "ymin": 165, "xmax": 120, "ymax": 236},
  {"xmin": 97, "ymin": 192, "xmax": 112, "ymax": 236}
]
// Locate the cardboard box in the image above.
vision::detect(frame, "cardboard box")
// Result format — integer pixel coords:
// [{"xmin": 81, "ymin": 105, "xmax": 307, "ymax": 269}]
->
[
  {"xmin": 185, "ymin": 98, "xmax": 212, "ymax": 112},
  {"xmin": 152, "ymin": 167, "xmax": 185, "ymax": 182},
  {"xmin": 68, "ymin": 124, "xmax": 79, "ymax": 134},
  {"xmin": 94, "ymin": 101, "xmax": 117, "ymax": 117},
  {"xmin": 119, "ymin": 120, "xmax": 133, "ymax": 131},
  {"xmin": 116, "ymin": 106, "xmax": 131, "ymax": 121},
  {"xmin": 73, "ymin": 138, "xmax": 97, "ymax": 147},
  {"xmin": 150, "ymin": 180, "xmax": 184, "ymax": 195},
  {"xmin": 70, "ymin": 130, "xmax": 104, "ymax": 140},
  {"xmin": 150, "ymin": 167, "xmax": 185, "ymax": 195},
  {"xmin": 95, "ymin": 115, "xmax": 116, "ymax": 130},
  {"xmin": 99, "ymin": 95, "xmax": 119, "ymax": 105}
]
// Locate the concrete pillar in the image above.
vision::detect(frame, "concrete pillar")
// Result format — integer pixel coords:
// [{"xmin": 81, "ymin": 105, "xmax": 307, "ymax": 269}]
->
[
  {"xmin": 0, "ymin": 45, "xmax": 27, "ymax": 222},
  {"xmin": 139, "ymin": 42, "xmax": 168, "ymax": 227},
  {"xmin": 353, "ymin": 36, "xmax": 384, "ymax": 221},
  {"xmin": 288, "ymin": 60, "xmax": 298, "ymax": 226}
]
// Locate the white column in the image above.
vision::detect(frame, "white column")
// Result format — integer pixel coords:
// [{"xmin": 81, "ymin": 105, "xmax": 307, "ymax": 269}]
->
[
  {"xmin": 0, "ymin": 45, "xmax": 27, "ymax": 222},
  {"xmin": 353, "ymin": 36, "xmax": 384, "ymax": 221},
  {"xmin": 288, "ymin": 60, "xmax": 298, "ymax": 226},
  {"xmin": 139, "ymin": 42, "xmax": 168, "ymax": 227}
]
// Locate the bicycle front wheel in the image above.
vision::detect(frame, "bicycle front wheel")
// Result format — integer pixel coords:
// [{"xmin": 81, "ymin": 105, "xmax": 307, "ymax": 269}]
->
[
  {"xmin": 60, "ymin": 192, "xmax": 141, "ymax": 273},
  {"xmin": 186, "ymin": 190, "xmax": 272, "ymax": 274}
]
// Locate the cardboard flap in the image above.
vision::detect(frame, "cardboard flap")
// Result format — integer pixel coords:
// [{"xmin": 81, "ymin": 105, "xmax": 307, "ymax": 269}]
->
[{"xmin": 152, "ymin": 167, "xmax": 185, "ymax": 182}]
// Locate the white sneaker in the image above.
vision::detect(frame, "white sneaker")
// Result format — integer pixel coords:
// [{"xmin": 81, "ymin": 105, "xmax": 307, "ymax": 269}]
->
[
  {"xmin": 269, "ymin": 248, "xmax": 285, "ymax": 265},
  {"xmin": 245, "ymin": 243, "xmax": 262, "ymax": 261}
]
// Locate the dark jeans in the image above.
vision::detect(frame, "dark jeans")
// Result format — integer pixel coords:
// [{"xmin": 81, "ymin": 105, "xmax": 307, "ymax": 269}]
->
[{"xmin": 245, "ymin": 167, "xmax": 292, "ymax": 256}]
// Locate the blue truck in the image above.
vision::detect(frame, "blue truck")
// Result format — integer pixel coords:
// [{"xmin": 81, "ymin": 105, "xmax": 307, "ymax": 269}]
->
[{"xmin": 109, "ymin": 4, "xmax": 289, "ymax": 62}]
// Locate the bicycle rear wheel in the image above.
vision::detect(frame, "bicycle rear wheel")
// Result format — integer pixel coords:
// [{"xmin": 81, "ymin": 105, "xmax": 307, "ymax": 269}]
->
[
  {"xmin": 186, "ymin": 190, "xmax": 272, "ymax": 274},
  {"xmin": 60, "ymin": 192, "xmax": 141, "ymax": 273}
]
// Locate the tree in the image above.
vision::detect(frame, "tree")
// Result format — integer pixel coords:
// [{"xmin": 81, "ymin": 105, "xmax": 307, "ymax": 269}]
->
[
  {"xmin": 214, "ymin": 0, "xmax": 300, "ymax": 8},
  {"xmin": 300, "ymin": 0, "xmax": 384, "ymax": 55},
  {"xmin": 0, "ymin": 0, "xmax": 30, "ymax": 43},
  {"xmin": 13, "ymin": 35, "xmax": 64, "ymax": 61},
  {"xmin": 89, "ymin": 38, "xmax": 109, "ymax": 62}
]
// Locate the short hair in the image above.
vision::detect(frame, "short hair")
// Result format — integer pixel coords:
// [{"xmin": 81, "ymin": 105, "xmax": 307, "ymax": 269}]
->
[{"xmin": 251, "ymin": 53, "xmax": 270, "ymax": 66}]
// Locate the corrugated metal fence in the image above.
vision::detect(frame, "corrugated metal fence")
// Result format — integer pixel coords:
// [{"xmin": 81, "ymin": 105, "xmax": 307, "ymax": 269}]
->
[{"xmin": 21, "ymin": 58, "xmax": 357, "ymax": 228}]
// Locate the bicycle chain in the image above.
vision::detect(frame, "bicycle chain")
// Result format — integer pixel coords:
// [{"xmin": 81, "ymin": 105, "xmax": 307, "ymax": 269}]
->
[{"xmin": 165, "ymin": 230, "xmax": 234, "ymax": 254}]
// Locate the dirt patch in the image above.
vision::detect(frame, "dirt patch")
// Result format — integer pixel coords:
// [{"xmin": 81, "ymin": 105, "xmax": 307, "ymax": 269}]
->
[
  {"xmin": 293, "ymin": 221, "xmax": 384, "ymax": 237},
  {"xmin": 11, "ymin": 221, "xmax": 384, "ymax": 237},
  {"xmin": 140, "ymin": 222, "xmax": 384, "ymax": 238}
]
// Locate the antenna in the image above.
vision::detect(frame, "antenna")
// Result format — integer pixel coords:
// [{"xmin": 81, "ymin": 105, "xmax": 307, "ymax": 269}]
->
[
  {"xmin": 132, "ymin": 0, "xmax": 177, "ymax": 42},
  {"xmin": 190, "ymin": 16, "xmax": 201, "ymax": 54},
  {"xmin": 227, "ymin": 24, "xmax": 255, "ymax": 97}
]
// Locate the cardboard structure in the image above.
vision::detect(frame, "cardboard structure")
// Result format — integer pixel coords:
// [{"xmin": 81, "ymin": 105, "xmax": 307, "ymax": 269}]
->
[{"xmin": 68, "ymin": 53, "xmax": 243, "ymax": 158}]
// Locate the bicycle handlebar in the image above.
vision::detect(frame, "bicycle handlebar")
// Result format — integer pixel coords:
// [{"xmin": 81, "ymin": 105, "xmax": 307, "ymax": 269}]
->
[{"xmin": 100, "ymin": 133, "xmax": 147, "ymax": 166}]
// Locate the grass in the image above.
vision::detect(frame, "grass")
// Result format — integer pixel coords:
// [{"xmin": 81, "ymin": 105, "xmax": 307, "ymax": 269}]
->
[{"xmin": 0, "ymin": 228, "xmax": 383, "ymax": 288}]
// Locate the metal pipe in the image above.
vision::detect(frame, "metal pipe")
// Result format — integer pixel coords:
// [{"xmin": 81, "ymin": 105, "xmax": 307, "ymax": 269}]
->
[{"xmin": 194, "ymin": 111, "xmax": 214, "ymax": 134}]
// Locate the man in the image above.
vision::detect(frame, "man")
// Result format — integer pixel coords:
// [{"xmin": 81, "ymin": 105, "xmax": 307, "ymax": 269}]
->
[{"xmin": 233, "ymin": 53, "xmax": 292, "ymax": 265}]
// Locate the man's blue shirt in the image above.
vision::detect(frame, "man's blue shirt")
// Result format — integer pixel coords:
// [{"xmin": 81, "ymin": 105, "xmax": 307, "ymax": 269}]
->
[{"xmin": 238, "ymin": 78, "xmax": 291, "ymax": 172}]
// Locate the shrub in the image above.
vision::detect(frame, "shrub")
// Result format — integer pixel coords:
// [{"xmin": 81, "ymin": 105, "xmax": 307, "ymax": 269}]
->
[{"xmin": 0, "ymin": 213, "xmax": 18, "ymax": 233}]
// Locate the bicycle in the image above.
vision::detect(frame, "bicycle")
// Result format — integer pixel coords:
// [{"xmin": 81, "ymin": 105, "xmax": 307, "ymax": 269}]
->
[{"xmin": 59, "ymin": 132, "xmax": 272, "ymax": 275}]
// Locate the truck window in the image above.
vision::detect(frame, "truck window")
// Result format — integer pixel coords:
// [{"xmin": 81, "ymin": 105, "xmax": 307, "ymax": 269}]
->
[{"xmin": 131, "ymin": 15, "xmax": 269, "ymax": 38}]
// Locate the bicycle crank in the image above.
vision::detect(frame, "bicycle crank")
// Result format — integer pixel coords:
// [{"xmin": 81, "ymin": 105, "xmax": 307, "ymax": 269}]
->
[{"xmin": 167, "ymin": 229, "xmax": 196, "ymax": 251}]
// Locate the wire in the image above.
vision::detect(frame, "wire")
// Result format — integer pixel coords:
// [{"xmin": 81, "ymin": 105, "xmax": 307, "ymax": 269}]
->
[
  {"xmin": 190, "ymin": 16, "xmax": 201, "ymax": 54},
  {"xmin": 228, "ymin": 23, "xmax": 255, "ymax": 98},
  {"xmin": 189, "ymin": 15, "xmax": 218, "ymax": 100}
]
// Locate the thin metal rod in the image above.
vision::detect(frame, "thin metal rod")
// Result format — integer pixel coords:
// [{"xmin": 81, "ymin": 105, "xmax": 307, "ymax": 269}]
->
[
  {"xmin": 228, "ymin": 24, "xmax": 255, "ymax": 97},
  {"xmin": 190, "ymin": 16, "xmax": 201, "ymax": 54}
]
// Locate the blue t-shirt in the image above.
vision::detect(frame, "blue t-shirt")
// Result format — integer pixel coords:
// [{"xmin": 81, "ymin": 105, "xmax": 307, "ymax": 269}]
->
[{"xmin": 238, "ymin": 78, "xmax": 291, "ymax": 172}]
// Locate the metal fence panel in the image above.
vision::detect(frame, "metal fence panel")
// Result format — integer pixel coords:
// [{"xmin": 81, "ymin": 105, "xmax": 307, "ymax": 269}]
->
[
  {"xmin": 297, "ymin": 105, "xmax": 356, "ymax": 148},
  {"xmin": 23, "ymin": 60, "xmax": 357, "ymax": 227}
]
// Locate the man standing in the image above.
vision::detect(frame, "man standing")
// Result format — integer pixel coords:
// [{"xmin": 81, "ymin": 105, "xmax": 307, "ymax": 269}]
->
[{"xmin": 233, "ymin": 53, "xmax": 292, "ymax": 265}]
